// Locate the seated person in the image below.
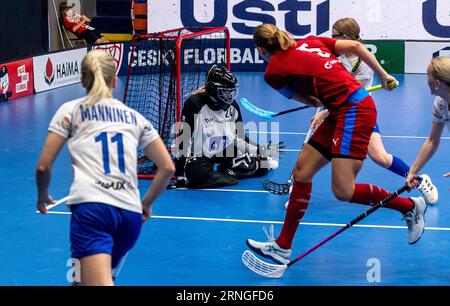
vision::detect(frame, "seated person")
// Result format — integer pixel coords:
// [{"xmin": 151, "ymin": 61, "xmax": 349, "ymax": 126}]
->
[
  {"xmin": 60, "ymin": 2, "xmax": 109, "ymax": 45},
  {"xmin": 173, "ymin": 65, "xmax": 282, "ymax": 189},
  {"xmin": 0, "ymin": 66, "xmax": 12, "ymax": 102}
]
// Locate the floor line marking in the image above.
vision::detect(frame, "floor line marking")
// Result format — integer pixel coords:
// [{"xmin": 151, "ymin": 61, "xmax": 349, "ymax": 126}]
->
[
  {"xmin": 43, "ymin": 211, "xmax": 450, "ymax": 231},
  {"xmin": 247, "ymin": 131, "xmax": 450, "ymax": 140},
  {"xmin": 172, "ymin": 188, "xmax": 269, "ymax": 193}
]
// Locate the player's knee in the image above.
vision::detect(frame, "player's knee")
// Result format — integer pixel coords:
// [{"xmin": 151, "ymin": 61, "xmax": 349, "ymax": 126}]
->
[
  {"xmin": 293, "ymin": 164, "xmax": 314, "ymax": 183},
  {"xmin": 369, "ymin": 151, "xmax": 391, "ymax": 168},
  {"xmin": 332, "ymin": 184, "xmax": 354, "ymax": 201}
]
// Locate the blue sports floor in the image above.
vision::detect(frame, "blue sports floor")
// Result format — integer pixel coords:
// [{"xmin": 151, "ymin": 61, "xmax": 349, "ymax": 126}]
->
[{"xmin": 0, "ymin": 72, "xmax": 448, "ymax": 286}]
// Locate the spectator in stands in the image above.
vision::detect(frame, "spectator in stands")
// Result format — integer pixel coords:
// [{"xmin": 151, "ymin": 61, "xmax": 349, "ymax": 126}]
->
[{"xmin": 60, "ymin": 1, "xmax": 110, "ymax": 45}]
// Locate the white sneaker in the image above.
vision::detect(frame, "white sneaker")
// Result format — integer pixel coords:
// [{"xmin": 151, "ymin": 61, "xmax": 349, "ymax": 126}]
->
[
  {"xmin": 246, "ymin": 224, "xmax": 291, "ymax": 264},
  {"xmin": 403, "ymin": 197, "xmax": 427, "ymax": 244},
  {"xmin": 246, "ymin": 239, "xmax": 291, "ymax": 265},
  {"xmin": 417, "ymin": 174, "xmax": 438, "ymax": 204}
]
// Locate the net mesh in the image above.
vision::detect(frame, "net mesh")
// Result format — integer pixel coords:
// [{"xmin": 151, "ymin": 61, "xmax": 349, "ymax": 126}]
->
[{"xmin": 123, "ymin": 27, "xmax": 229, "ymax": 177}]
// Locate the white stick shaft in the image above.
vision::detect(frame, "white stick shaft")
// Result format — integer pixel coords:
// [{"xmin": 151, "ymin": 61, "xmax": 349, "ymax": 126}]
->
[
  {"xmin": 305, "ymin": 107, "xmax": 321, "ymax": 142},
  {"xmin": 35, "ymin": 195, "xmax": 71, "ymax": 214},
  {"xmin": 288, "ymin": 107, "xmax": 320, "ymax": 180}
]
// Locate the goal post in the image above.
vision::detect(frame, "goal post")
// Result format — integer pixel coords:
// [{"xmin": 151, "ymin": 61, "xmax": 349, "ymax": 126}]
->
[{"xmin": 123, "ymin": 26, "xmax": 231, "ymax": 179}]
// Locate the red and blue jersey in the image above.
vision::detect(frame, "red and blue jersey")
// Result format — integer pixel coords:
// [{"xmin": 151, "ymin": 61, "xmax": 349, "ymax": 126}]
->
[{"xmin": 264, "ymin": 36, "xmax": 362, "ymax": 110}]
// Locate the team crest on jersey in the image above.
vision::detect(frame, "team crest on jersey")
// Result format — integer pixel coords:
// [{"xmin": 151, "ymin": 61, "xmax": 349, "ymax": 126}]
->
[
  {"xmin": 144, "ymin": 124, "xmax": 153, "ymax": 132},
  {"xmin": 61, "ymin": 116, "xmax": 71, "ymax": 129}
]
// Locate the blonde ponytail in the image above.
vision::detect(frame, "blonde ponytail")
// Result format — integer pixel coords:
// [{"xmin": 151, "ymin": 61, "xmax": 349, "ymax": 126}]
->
[
  {"xmin": 430, "ymin": 56, "xmax": 450, "ymax": 86},
  {"xmin": 274, "ymin": 30, "xmax": 295, "ymax": 50},
  {"xmin": 253, "ymin": 24, "xmax": 296, "ymax": 54},
  {"xmin": 81, "ymin": 50, "xmax": 116, "ymax": 105}
]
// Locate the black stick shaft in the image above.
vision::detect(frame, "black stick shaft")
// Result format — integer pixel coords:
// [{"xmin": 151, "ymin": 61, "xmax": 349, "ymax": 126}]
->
[
  {"xmin": 274, "ymin": 105, "xmax": 311, "ymax": 117},
  {"xmin": 287, "ymin": 184, "xmax": 409, "ymax": 267}
]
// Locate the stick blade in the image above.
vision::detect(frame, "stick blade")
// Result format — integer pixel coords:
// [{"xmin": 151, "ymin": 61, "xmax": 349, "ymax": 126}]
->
[
  {"xmin": 242, "ymin": 250, "xmax": 287, "ymax": 278},
  {"xmin": 239, "ymin": 98, "xmax": 275, "ymax": 120},
  {"xmin": 262, "ymin": 179, "xmax": 290, "ymax": 195}
]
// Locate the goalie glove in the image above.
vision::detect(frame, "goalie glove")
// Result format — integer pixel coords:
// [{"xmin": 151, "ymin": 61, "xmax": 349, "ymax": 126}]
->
[{"xmin": 257, "ymin": 141, "xmax": 286, "ymax": 159}]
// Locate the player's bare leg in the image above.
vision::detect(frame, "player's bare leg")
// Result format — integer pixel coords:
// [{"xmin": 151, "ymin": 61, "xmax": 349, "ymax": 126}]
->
[
  {"xmin": 80, "ymin": 254, "xmax": 114, "ymax": 286},
  {"xmin": 246, "ymin": 144, "xmax": 329, "ymax": 264}
]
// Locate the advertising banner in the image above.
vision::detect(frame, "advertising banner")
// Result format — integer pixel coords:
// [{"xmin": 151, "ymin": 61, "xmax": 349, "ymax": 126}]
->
[
  {"xmin": 148, "ymin": 0, "xmax": 450, "ymax": 40},
  {"xmin": 405, "ymin": 41, "xmax": 450, "ymax": 73},
  {"xmin": 91, "ymin": 43, "xmax": 126, "ymax": 76},
  {"xmin": 88, "ymin": 40, "xmax": 406, "ymax": 74},
  {"xmin": 0, "ymin": 58, "xmax": 34, "ymax": 102},
  {"xmin": 90, "ymin": 41, "xmax": 265, "ymax": 74},
  {"xmin": 365, "ymin": 41, "xmax": 405, "ymax": 73},
  {"xmin": 33, "ymin": 48, "xmax": 87, "ymax": 93}
]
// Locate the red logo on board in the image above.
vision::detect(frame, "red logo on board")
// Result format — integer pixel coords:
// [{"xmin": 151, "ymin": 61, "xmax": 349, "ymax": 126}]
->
[
  {"xmin": 44, "ymin": 58, "xmax": 55, "ymax": 86},
  {"xmin": 92, "ymin": 44, "xmax": 124, "ymax": 74}
]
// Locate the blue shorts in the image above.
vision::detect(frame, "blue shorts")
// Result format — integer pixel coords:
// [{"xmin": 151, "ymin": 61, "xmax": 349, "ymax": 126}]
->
[
  {"xmin": 70, "ymin": 203, "xmax": 142, "ymax": 272},
  {"xmin": 373, "ymin": 122, "xmax": 380, "ymax": 134}
]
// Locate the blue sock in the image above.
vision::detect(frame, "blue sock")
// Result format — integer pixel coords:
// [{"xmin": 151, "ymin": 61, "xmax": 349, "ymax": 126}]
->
[{"xmin": 387, "ymin": 156, "xmax": 410, "ymax": 178}]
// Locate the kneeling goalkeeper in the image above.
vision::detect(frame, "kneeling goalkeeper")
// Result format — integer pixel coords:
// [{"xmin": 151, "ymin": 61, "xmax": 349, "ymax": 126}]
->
[{"xmin": 173, "ymin": 65, "xmax": 282, "ymax": 189}]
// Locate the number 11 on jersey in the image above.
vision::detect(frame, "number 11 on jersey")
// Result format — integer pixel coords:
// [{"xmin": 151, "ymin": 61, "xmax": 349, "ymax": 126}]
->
[{"xmin": 95, "ymin": 132, "xmax": 125, "ymax": 174}]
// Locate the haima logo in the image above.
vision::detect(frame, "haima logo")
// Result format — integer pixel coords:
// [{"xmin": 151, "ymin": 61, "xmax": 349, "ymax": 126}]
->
[
  {"xmin": 432, "ymin": 46, "xmax": 450, "ymax": 58},
  {"xmin": 44, "ymin": 58, "xmax": 55, "ymax": 86},
  {"xmin": 180, "ymin": 0, "xmax": 330, "ymax": 37},
  {"xmin": 423, "ymin": 0, "xmax": 450, "ymax": 38}
]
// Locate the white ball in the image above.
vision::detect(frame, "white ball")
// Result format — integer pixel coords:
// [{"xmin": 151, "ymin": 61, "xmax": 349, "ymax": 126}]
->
[{"xmin": 269, "ymin": 158, "xmax": 279, "ymax": 169}]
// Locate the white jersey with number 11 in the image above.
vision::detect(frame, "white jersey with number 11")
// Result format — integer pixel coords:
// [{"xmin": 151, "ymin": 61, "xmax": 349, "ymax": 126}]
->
[{"xmin": 48, "ymin": 97, "xmax": 159, "ymax": 214}]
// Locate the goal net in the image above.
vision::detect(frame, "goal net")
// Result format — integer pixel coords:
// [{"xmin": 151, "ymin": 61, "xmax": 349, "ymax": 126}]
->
[{"xmin": 123, "ymin": 27, "xmax": 230, "ymax": 179}]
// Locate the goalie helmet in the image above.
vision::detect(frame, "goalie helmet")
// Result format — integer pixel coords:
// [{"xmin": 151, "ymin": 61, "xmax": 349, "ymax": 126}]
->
[{"xmin": 205, "ymin": 65, "xmax": 238, "ymax": 111}]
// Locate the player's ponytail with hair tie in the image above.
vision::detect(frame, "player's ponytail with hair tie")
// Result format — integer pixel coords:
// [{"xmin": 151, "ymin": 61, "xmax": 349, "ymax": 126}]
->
[
  {"xmin": 274, "ymin": 29, "xmax": 296, "ymax": 51},
  {"xmin": 81, "ymin": 50, "xmax": 116, "ymax": 106},
  {"xmin": 253, "ymin": 24, "xmax": 296, "ymax": 54}
]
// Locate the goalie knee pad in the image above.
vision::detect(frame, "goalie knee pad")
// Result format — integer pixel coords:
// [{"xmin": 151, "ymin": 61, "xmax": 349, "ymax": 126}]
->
[
  {"xmin": 222, "ymin": 154, "xmax": 276, "ymax": 179},
  {"xmin": 185, "ymin": 157, "xmax": 238, "ymax": 188}
]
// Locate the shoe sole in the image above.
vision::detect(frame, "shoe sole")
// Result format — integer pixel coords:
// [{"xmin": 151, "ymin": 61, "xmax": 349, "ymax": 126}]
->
[
  {"xmin": 245, "ymin": 240, "xmax": 289, "ymax": 265},
  {"xmin": 409, "ymin": 202, "xmax": 427, "ymax": 245}
]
